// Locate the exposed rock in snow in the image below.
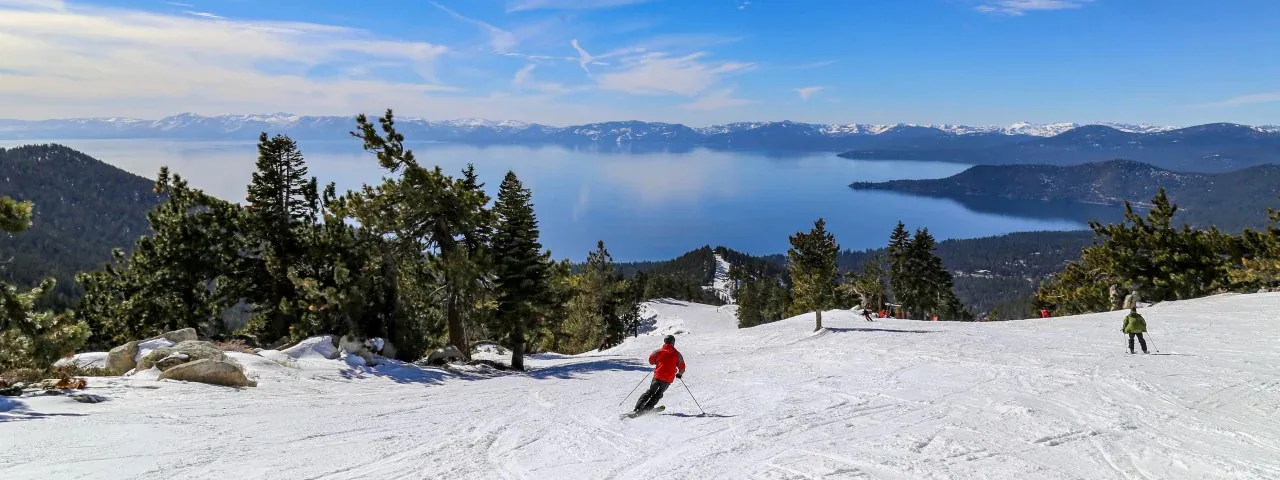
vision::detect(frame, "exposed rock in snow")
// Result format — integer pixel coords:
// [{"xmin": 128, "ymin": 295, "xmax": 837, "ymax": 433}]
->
[
  {"xmin": 425, "ymin": 345, "xmax": 464, "ymax": 365},
  {"xmin": 158, "ymin": 359, "xmax": 257, "ymax": 388},
  {"xmin": 160, "ymin": 328, "xmax": 198, "ymax": 343},
  {"xmin": 107, "ymin": 341, "xmax": 139, "ymax": 373},
  {"xmin": 138, "ymin": 341, "xmax": 226, "ymax": 372}
]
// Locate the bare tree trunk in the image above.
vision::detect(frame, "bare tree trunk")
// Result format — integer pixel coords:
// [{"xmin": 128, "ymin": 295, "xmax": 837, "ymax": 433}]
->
[
  {"xmin": 447, "ymin": 292, "xmax": 470, "ymax": 361},
  {"xmin": 815, "ymin": 309, "xmax": 823, "ymax": 331},
  {"xmin": 511, "ymin": 315, "xmax": 525, "ymax": 371}
]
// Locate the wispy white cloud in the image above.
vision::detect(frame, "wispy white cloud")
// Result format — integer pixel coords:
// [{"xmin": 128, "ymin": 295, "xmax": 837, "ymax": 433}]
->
[
  {"xmin": 428, "ymin": 0, "xmax": 519, "ymax": 53},
  {"xmin": 0, "ymin": 0, "xmax": 65, "ymax": 9},
  {"xmin": 790, "ymin": 60, "xmax": 837, "ymax": 70},
  {"xmin": 570, "ymin": 39, "xmax": 643, "ymax": 77},
  {"xmin": 737, "ymin": 1, "xmax": 751, "ymax": 10},
  {"xmin": 794, "ymin": 86, "xmax": 823, "ymax": 101},
  {"xmin": 975, "ymin": 0, "xmax": 1092, "ymax": 16},
  {"xmin": 166, "ymin": 1, "xmax": 192, "ymax": 7},
  {"xmin": 0, "ymin": 1, "xmax": 462, "ymax": 119},
  {"xmin": 597, "ymin": 52, "xmax": 754, "ymax": 96},
  {"xmin": 511, "ymin": 63, "xmax": 579, "ymax": 95},
  {"xmin": 1195, "ymin": 91, "xmax": 1280, "ymax": 108},
  {"xmin": 681, "ymin": 87, "xmax": 753, "ymax": 111},
  {"xmin": 184, "ymin": 10, "xmax": 222, "ymax": 19},
  {"xmin": 506, "ymin": 0, "xmax": 650, "ymax": 13}
]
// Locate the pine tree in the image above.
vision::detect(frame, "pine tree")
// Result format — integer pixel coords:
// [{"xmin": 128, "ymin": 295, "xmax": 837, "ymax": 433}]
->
[
  {"xmin": 76, "ymin": 168, "xmax": 242, "ymax": 343},
  {"xmin": 1, "ymin": 195, "xmax": 89, "ymax": 368},
  {"xmin": 347, "ymin": 110, "xmax": 491, "ymax": 360},
  {"xmin": 907, "ymin": 229, "xmax": 943, "ymax": 319},
  {"xmin": 1037, "ymin": 189, "xmax": 1232, "ymax": 314},
  {"xmin": 490, "ymin": 171, "xmax": 551, "ymax": 371},
  {"xmin": 238, "ymin": 133, "xmax": 320, "ymax": 343},
  {"xmin": 787, "ymin": 218, "xmax": 840, "ymax": 331},
  {"xmin": 887, "ymin": 222, "xmax": 911, "ymax": 312}
]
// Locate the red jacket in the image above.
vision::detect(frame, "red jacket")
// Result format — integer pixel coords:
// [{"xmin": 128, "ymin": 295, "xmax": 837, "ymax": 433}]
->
[{"xmin": 648, "ymin": 344, "xmax": 686, "ymax": 383}]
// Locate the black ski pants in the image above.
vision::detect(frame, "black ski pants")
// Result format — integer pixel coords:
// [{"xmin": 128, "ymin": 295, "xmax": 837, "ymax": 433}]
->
[
  {"xmin": 634, "ymin": 378, "xmax": 671, "ymax": 412},
  {"xmin": 1128, "ymin": 333, "xmax": 1148, "ymax": 353}
]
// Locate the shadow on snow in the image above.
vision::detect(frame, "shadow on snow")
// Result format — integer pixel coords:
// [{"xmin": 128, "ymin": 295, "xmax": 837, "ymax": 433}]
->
[
  {"xmin": 0, "ymin": 397, "xmax": 89, "ymax": 423},
  {"xmin": 826, "ymin": 327, "xmax": 936, "ymax": 334},
  {"xmin": 528, "ymin": 358, "xmax": 650, "ymax": 380}
]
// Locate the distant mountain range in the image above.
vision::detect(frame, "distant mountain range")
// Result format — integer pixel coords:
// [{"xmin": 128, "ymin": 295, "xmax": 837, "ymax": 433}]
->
[
  {"xmin": 840, "ymin": 123, "xmax": 1280, "ymax": 173},
  {"xmin": 1, "ymin": 112, "xmax": 1221, "ymax": 140},
  {"xmin": 850, "ymin": 159, "xmax": 1280, "ymax": 231},
  {"xmin": 3, "ymin": 114, "xmax": 1278, "ymax": 166}
]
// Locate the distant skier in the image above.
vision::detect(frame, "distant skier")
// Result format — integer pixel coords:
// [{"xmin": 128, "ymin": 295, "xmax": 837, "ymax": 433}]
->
[
  {"xmin": 1123, "ymin": 307, "xmax": 1149, "ymax": 354},
  {"xmin": 861, "ymin": 309, "xmax": 875, "ymax": 322},
  {"xmin": 1040, "ymin": 308, "xmax": 1051, "ymax": 318},
  {"xmin": 632, "ymin": 335, "xmax": 686, "ymax": 415}
]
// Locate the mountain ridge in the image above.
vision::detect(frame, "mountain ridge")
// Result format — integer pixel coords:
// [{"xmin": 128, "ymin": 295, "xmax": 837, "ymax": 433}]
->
[{"xmin": 6, "ymin": 112, "xmax": 1278, "ymax": 141}]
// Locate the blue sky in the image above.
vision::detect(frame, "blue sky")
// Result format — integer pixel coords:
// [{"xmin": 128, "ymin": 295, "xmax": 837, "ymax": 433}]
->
[{"xmin": 1, "ymin": 0, "xmax": 1278, "ymax": 126}]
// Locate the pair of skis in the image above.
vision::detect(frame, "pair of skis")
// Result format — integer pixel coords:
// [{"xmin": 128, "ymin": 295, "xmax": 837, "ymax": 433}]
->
[{"xmin": 621, "ymin": 405, "xmax": 665, "ymax": 419}]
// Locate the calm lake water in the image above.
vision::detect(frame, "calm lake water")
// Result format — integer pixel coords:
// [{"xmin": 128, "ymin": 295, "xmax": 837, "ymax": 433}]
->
[{"xmin": 7, "ymin": 139, "xmax": 1089, "ymax": 261}]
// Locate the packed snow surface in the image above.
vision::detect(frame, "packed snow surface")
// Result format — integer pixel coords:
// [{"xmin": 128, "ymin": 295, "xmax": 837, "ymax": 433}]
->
[
  {"xmin": 704, "ymin": 253, "xmax": 735, "ymax": 304},
  {"xmin": 3, "ymin": 294, "xmax": 1280, "ymax": 479}
]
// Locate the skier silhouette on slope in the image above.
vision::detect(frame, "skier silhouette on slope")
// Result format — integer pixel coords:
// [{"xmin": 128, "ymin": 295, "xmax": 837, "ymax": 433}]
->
[{"xmin": 632, "ymin": 335, "xmax": 685, "ymax": 415}]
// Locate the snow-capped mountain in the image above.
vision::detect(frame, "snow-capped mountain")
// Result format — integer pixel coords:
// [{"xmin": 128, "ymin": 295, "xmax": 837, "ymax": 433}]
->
[
  {"xmin": 0, "ymin": 113, "xmax": 1193, "ymax": 141},
  {"xmin": 3, "ymin": 113, "xmax": 1275, "ymax": 165}
]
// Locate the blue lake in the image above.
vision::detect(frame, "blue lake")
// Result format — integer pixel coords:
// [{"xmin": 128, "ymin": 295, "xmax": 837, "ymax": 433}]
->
[{"xmin": 7, "ymin": 139, "xmax": 1089, "ymax": 261}]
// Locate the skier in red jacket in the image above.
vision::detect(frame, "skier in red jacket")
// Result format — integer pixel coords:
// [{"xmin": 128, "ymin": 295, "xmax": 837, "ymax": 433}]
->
[{"xmin": 632, "ymin": 335, "xmax": 686, "ymax": 415}]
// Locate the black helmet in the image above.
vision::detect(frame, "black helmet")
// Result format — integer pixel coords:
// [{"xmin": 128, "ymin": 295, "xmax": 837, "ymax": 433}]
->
[{"xmin": 663, "ymin": 335, "xmax": 675, "ymax": 345}]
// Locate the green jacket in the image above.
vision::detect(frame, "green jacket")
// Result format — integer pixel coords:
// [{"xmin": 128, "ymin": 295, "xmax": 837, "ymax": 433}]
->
[{"xmin": 1123, "ymin": 312, "xmax": 1147, "ymax": 334}]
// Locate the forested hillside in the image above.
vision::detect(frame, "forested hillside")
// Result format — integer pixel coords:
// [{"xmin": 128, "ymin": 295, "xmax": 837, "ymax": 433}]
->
[
  {"xmin": 850, "ymin": 160, "xmax": 1280, "ymax": 232},
  {"xmin": 0, "ymin": 144, "xmax": 159, "ymax": 307}
]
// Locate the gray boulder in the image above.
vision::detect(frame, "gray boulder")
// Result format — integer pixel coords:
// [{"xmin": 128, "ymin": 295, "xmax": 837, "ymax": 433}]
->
[
  {"xmin": 139, "ymin": 341, "xmax": 226, "ymax": 371},
  {"xmin": 71, "ymin": 393, "xmax": 107, "ymax": 404},
  {"xmin": 107, "ymin": 341, "xmax": 140, "ymax": 373},
  {"xmin": 159, "ymin": 359, "xmax": 257, "ymax": 387},
  {"xmin": 154, "ymin": 353, "xmax": 192, "ymax": 371},
  {"xmin": 160, "ymin": 328, "xmax": 198, "ymax": 343}
]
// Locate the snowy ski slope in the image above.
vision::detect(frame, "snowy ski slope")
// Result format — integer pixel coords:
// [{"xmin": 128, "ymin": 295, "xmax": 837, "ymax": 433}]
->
[{"xmin": 2, "ymin": 294, "xmax": 1279, "ymax": 479}]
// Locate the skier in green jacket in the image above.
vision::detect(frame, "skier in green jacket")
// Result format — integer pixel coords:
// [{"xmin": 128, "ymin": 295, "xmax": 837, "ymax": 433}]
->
[{"xmin": 1123, "ymin": 307, "xmax": 1148, "ymax": 354}]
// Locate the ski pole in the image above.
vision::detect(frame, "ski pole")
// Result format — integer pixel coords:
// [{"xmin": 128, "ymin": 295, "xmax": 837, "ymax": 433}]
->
[
  {"xmin": 619, "ymin": 372, "xmax": 651, "ymax": 406},
  {"xmin": 1147, "ymin": 333, "xmax": 1160, "ymax": 353},
  {"xmin": 678, "ymin": 377, "xmax": 706, "ymax": 416}
]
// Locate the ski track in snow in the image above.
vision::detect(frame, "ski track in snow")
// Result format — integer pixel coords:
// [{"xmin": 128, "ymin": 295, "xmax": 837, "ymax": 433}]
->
[
  {"xmin": 704, "ymin": 253, "xmax": 735, "ymax": 304},
  {"xmin": 3, "ymin": 294, "xmax": 1280, "ymax": 479}
]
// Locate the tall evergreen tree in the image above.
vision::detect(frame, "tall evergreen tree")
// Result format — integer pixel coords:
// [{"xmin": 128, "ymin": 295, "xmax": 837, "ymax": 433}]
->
[
  {"xmin": 490, "ymin": 171, "xmax": 551, "ymax": 371},
  {"xmin": 887, "ymin": 222, "xmax": 911, "ymax": 309},
  {"xmin": 787, "ymin": 218, "xmax": 840, "ymax": 331},
  {"xmin": 237, "ymin": 133, "xmax": 320, "ymax": 343}
]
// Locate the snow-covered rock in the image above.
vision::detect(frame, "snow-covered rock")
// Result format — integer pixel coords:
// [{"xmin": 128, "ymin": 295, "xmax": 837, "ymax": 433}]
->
[
  {"xmin": 54, "ymin": 352, "xmax": 109, "ymax": 370},
  {"xmin": 280, "ymin": 335, "xmax": 339, "ymax": 360},
  {"xmin": 133, "ymin": 338, "xmax": 176, "ymax": 367}
]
